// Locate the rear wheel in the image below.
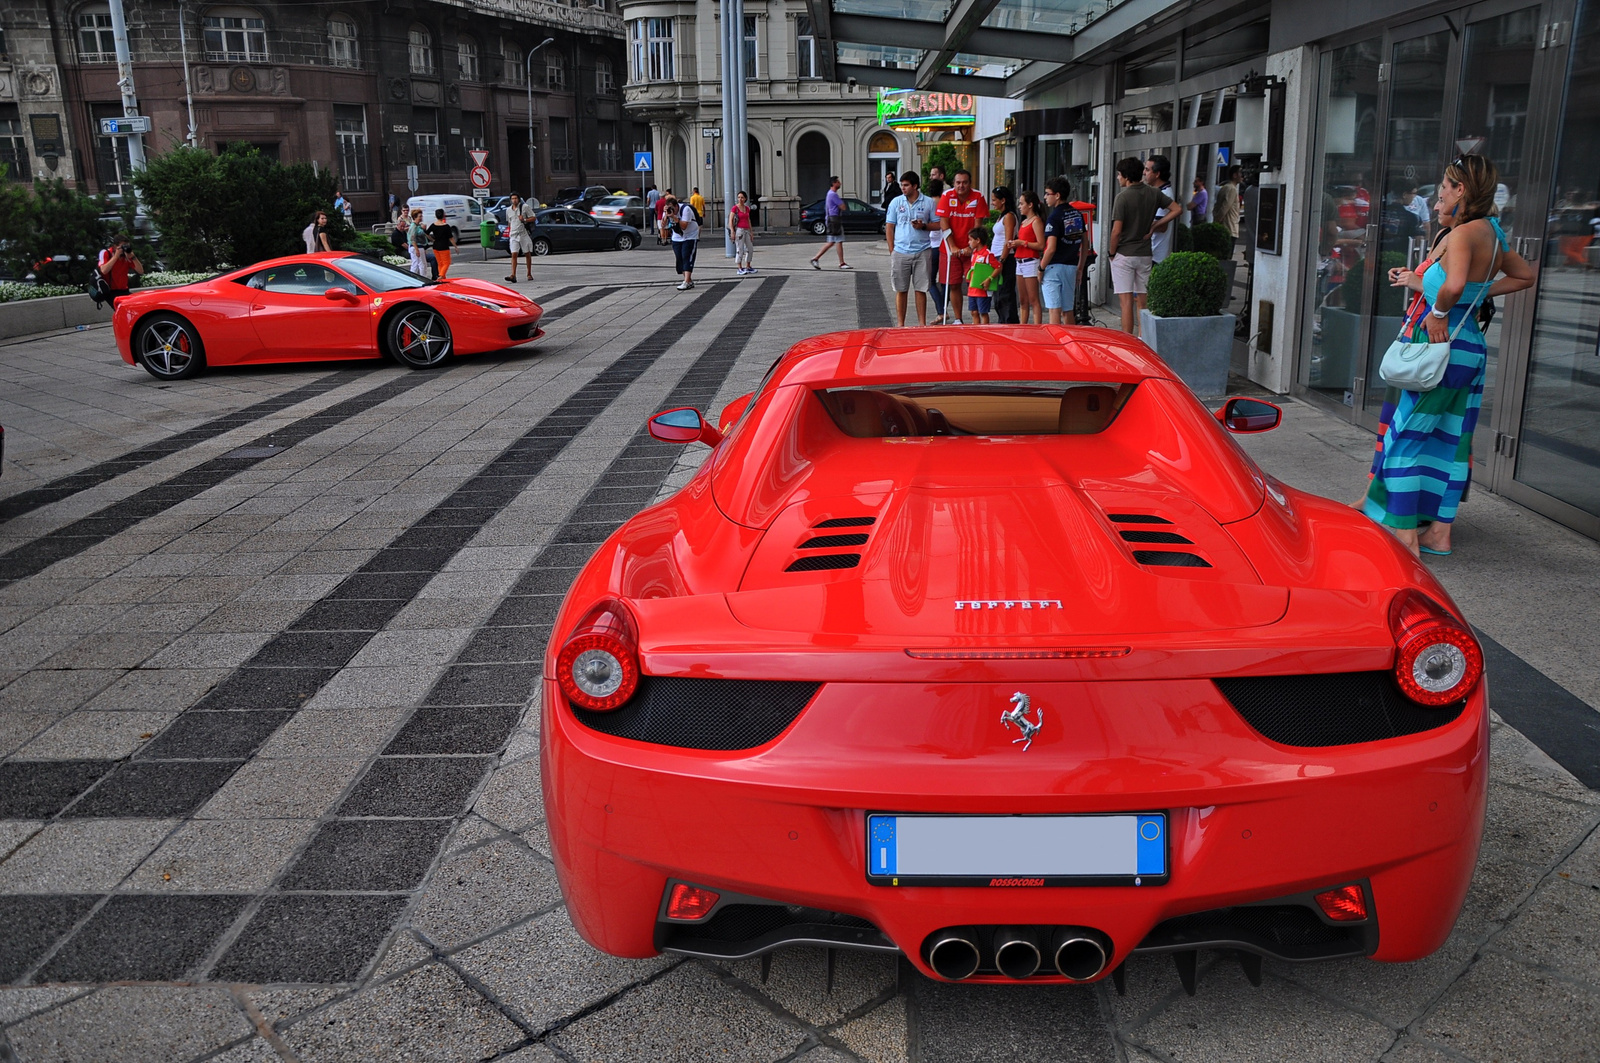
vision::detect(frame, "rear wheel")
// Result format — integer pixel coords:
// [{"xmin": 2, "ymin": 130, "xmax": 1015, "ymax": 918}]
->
[
  {"xmin": 809, "ymin": 219, "xmax": 828, "ymax": 236},
  {"xmin": 614, "ymin": 232, "xmax": 638, "ymax": 251},
  {"xmin": 386, "ymin": 306, "xmax": 453, "ymax": 369},
  {"xmin": 134, "ymin": 312, "xmax": 205, "ymax": 380},
  {"xmin": 531, "ymin": 237, "xmax": 553, "ymax": 257}
]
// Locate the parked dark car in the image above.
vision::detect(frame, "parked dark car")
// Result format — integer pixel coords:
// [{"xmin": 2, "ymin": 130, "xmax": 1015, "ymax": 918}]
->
[
  {"xmin": 798, "ymin": 197, "xmax": 886, "ymax": 235},
  {"xmin": 554, "ymin": 184, "xmax": 614, "ymax": 209},
  {"xmin": 525, "ymin": 208, "xmax": 640, "ymax": 254}
]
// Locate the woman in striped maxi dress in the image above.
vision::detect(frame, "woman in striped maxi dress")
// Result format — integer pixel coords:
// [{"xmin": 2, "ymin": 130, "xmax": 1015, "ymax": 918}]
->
[{"xmin": 1363, "ymin": 154, "xmax": 1534, "ymax": 557}]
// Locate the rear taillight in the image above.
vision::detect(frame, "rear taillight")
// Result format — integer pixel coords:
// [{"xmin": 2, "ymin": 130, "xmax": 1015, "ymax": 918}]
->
[
  {"xmin": 1313, "ymin": 884, "xmax": 1368, "ymax": 921},
  {"xmin": 556, "ymin": 600, "xmax": 640, "ymax": 711},
  {"xmin": 1388, "ymin": 589, "xmax": 1482, "ymax": 706}
]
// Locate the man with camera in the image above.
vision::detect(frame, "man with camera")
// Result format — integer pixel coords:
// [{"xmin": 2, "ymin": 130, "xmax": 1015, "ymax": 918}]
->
[{"xmin": 95, "ymin": 234, "xmax": 144, "ymax": 307}]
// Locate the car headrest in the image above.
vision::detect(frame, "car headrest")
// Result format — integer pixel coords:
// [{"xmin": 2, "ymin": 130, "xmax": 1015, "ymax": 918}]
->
[
  {"xmin": 829, "ymin": 390, "xmax": 931, "ymax": 437},
  {"xmin": 1058, "ymin": 386, "xmax": 1120, "ymax": 434}
]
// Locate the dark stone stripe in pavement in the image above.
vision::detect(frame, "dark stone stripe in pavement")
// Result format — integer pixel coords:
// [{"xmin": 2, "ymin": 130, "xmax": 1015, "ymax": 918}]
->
[
  {"xmin": 35, "ymin": 894, "xmax": 249, "ymax": 983},
  {"xmin": 0, "ymin": 370, "xmax": 362, "ymax": 524},
  {"xmin": 1479, "ymin": 630, "xmax": 1600, "ymax": 789},
  {"xmin": 0, "ymin": 372, "xmax": 435, "ymax": 585},
  {"xmin": 0, "ymin": 895, "xmax": 100, "ymax": 983},
  {"xmin": 855, "ymin": 268, "xmax": 893, "ymax": 329}
]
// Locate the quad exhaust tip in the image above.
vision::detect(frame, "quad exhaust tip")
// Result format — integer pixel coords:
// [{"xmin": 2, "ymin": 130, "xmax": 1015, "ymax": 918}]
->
[
  {"xmin": 926, "ymin": 932, "xmax": 982, "ymax": 981},
  {"xmin": 1051, "ymin": 929, "xmax": 1110, "ymax": 981},
  {"xmin": 923, "ymin": 926, "xmax": 1111, "ymax": 981},
  {"xmin": 993, "ymin": 927, "xmax": 1042, "ymax": 979}
]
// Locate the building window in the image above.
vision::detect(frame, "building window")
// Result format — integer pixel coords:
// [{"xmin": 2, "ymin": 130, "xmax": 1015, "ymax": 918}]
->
[
  {"xmin": 327, "ymin": 17, "xmax": 359, "ymax": 68},
  {"xmin": 796, "ymin": 16, "xmax": 816, "ymax": 79},
  {"xmin": 333, "ymin": 104, "xmax": 369, "ymax": 190},
  {"xmin": 596, "ymin": 56, "xmax": 614, "ymax": 95},
  {"xmin": 546, "ymin": 51, "xmax": 566, "ymax": 90},
  {"xmin": 414, "ymin": 109, "xmax": 443, "ymax": 172},
  {"xmin": 629, "ymin": 19, "xmax": 674, "ymax": 82},
  {"xmin": 0, "ymin": 105, "xmax": 29, "ymax": 182},
  {"xmin": 202, "ymin": 7, "xmax": 267, "ymax": 63},
  {"xmin": 503, "ymin": 40, "xmax": 525, "ymax": 85},
  {"xmin": 550, "ymin": 117, "xmax": 573, "ymax": 172},
  {"xmin": 461, "ymin": 112, "xmax": 485, "ymax": 153},
  {"xmin": 90, "ymin": 102, "xmax": 132, "ymax": 196},
  {"xmin": 77, "ymin": 9, "xmax": 117, "ymax": 64},
  {"xmin": 743, "ymin": 16, "xmax": 758, "ymax": 81},
  {"xmin": 457, "ymin": 36, "xmax": 478, "ymax": 81},
  {"xmin": 408, "ymin": 25, "xmax": 434, "ymax": 76},
  {"xmin": 593, "ymin": 120, "xmax": 619, "ymax": 170}
]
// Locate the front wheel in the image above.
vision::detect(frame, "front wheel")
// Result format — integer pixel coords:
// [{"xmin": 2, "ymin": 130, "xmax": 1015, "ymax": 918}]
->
[
  {"xmin": 134, "ymin": 312, "xmax": 205, "ymax": 380},
  {"xmin": 386, "ymin": 306, "xmax": 453, "ymax": 369},
  {"xmin": 531, "ymin": 237, "xmax": 553, "ymax": 257},
  {"xmin": 809, "ymin": 219, "xmax": 828, "ymax": 236},
  {"xmin": 614, "ymin": 232, "xmax": 638, "ymax": 251}
]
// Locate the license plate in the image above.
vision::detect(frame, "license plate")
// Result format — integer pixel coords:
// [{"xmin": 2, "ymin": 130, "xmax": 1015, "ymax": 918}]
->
[{"xmin": 866, "ymin": 813, "xmax": 1168, "ymax": 887}]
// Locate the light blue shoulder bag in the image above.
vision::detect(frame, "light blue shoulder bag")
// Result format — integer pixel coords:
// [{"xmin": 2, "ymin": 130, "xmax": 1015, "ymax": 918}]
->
[{"xmin": 1378, "ymin": 247, "xmax": 1498, "ymax": 392}]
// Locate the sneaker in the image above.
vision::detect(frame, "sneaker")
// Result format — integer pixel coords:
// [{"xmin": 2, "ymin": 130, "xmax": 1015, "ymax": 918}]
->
[
  {"xmin": 839, "ymin": 263, "xmax": 853, "ymax": 270},
  {"xmin": 676, "ymin": 282, "xmax": 691, "ymax": 290},
  {"xmin": 736, "ymin": 268, "xmax": 748, "ymax": 276},
  {"xmin": 748, "ymin": 268, "xmax": 759, "ymax": 274},
  {"xmin": 810, "ymin": 260, "xmax": 822, "ymax": 271}
]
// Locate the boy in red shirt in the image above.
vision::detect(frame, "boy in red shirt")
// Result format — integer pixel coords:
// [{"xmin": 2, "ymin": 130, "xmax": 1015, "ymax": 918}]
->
[
  {"xmin": 965, "ymin": 226, "xmax": 1001, "ymax": 324},
  {"xmin": 935, "ymin": 169, "xmax": 989, "ymax": 324}
]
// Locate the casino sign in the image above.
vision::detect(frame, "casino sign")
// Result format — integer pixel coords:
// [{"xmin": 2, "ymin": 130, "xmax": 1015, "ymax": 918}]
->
[{"xmin": 877, "ymin": 89, "xmax": 977, "ymax": 129}]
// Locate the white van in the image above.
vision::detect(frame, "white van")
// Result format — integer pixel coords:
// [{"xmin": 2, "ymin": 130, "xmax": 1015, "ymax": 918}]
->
[{"xmin": 405, "ymin": 195, "xmax": 486, "ymax": 239}]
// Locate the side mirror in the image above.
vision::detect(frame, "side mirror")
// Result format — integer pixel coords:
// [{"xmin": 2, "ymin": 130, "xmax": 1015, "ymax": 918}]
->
[
  {"xmin": 1215, "ymin": 397, "xmax": 1282, "ymax": 433},
  {"xmin": 649, "ymin": 407, "xmax": 723, "ymax": 446},
  {"xmin": 324, "ymin": 287, "xmax": 356, "ymax": 301},
  {"xmin": 718, "ymin": 393, "xmax": 754, "ymax": 432}
]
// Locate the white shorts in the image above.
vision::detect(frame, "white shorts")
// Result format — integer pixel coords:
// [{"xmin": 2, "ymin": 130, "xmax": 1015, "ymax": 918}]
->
[
  {"xmin": 1111, "ymin": 253, "xmax": 1153, "ymax": 295},
  {"xmin": 1015, "ymin": 259, "xmax": 1039, "ymax": 279},
  {"xmin": 509, "ymin": 233, "xmax": 534, "ymax": 254}
]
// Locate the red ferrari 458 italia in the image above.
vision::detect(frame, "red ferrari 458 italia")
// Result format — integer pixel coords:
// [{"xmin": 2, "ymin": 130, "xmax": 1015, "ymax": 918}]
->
[
  {"xmin": 541, "ymin": 326, "xmax": 1487, "ymax": 990},
  {"xmin": 112, "ymin": 252, "xmax": 543, "ymax": 380}
]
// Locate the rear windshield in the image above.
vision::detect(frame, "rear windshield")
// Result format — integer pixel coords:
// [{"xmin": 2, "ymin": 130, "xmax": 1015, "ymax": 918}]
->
[{"xmin": 816, "ymin": 381, "xmax": 1136, "ymax": 437}]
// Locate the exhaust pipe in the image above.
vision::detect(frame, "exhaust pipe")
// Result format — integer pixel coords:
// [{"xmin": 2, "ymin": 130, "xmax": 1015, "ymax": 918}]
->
[
  {"xmin": 993, "ymin": 927, "xmax": 1042, "ymax": 979},
  {"xmin": 1051, "ymin": 927, "xmax": 1110, "ymax": 981},
  {"xmin": 925, "ymin": 929, "xmax": 982, "ymax": 981}
]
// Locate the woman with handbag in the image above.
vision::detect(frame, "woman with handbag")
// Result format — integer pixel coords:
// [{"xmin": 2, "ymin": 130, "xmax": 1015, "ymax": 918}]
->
[{"xmin": 1361, "ymin": 154, "xmax": 1534, "ymax": 556}]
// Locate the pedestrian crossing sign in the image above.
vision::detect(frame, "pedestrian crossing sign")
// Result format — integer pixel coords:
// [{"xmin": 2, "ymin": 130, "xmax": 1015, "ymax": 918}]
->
[{"xmin": 634, "ymin": 152, "xmax": 653, "ymax": 172}]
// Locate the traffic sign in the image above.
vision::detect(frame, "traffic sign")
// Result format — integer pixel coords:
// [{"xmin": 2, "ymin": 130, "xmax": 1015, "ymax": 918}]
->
[
  {"xmin": 633, "ymin": 151, "xmax": 653, "ymax": 172},
  {"xmin": 406, "ymin": 165, "xmax": 419, "ymax": 193},
  {"xmin": 468, "ymin": 149, "xmax": 489, "ymax": 167},
  {"xmin": 701, "ymin": 128, "xmax": 722, "ymax": 138},
  {"xmin": 99, "ymin": 116, "xmax": 151, "ymax": 135},
  {"xmin": 473, "ymin": 188, "xmax": 490, "ymax": 200},
  {"xmin": 470, "ymin": 165, "xmax": 491, "ymax": 189}
]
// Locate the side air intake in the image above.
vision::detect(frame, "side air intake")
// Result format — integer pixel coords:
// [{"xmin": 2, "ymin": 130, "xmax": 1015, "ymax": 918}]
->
[
  {"xmin": 814, "ymin": 516, "xmax": 876, "ymax": 528},
  {"xmin": 798, "ymin": 533, "xmax": 869, "ymax": 549},
  {"xmin": 786, "ymin": 553, "xmax": 861, "ymax": 572},
  {"xmin": 1133, "ymin": 550, "xmax": 1211, "ymax": 568}
]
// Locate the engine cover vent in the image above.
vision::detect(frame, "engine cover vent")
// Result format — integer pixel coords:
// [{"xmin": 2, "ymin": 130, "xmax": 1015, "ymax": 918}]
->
[
  {"xmin": 1120, "ymin": 530, "xmax": 1194, "ymax": 544},
  {"xmin": 815, "ymin": 516, "xmax": 877, "ymax": 528},
  {"xmin": 1133, "ymin": 550, "xmax": 1212, "ymax": 568},
  {"xmin": 786, "ymin": 553, "xmax": 861, "ymax": 572}
]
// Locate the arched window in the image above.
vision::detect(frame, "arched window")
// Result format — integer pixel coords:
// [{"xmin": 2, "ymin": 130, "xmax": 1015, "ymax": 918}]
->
[
  {"xmin": 408, "ymin": 25, "xmax": 433, "ymax": 76},
  {"xmin": 457, "ymin": 36, "xmax": 478, "ymax": 81},
  {"xmin": 202, "ymin": 6, "xmax": 267, "ymax": 63},
  {"xmin": 595, "ymin": 56, "xmax": 614, "ymax": 95},
  {"xmin": 503, "ymin": 39, "xmax": 525, "ymax": 85},
  {"xmin": 869, "ymin": 131, "xmax": 898, "ymax": 153},
  {"xmin": 76, "ymin": 5, "xmax": 117, "ymax": 64},
  {"xmin": 545, "ymin": 51, "xmax": 566, "ymax": 90},
  {"xmin": 327, "ymin": 16, "xmax": 359, "ymax": 68}
]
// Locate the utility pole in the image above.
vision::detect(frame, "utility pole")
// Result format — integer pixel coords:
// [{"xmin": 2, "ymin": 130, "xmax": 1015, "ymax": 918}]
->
[
  {"xmin": 526, "ymin": 38, "xmax": 555, "ymax": 198},
  {"xmin": 106, "ymin": 0, "xmax": 146, "ymax": 169},
  {"xmin": 176, "ymin": 3, "xmax": 198, "ymax": 147},
  {"xmin": 720, "ymin": 2, "xmax": 734, "ymax": 257},
  {"xmin": 719, "ymin": 0, "xmax": 748, "ymax": 256}
]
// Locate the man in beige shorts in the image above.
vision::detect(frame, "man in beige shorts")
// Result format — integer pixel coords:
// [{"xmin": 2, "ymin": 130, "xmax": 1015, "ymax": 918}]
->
[{"xmin": 1107, "ymin": 157, "xmax": 1180, "ymax": 336}]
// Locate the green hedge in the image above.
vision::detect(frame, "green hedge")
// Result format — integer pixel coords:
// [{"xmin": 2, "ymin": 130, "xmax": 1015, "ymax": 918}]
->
[
  {"xmin": 1148, "ymin": 251, "xmax": 1229, "ymax": 317},
  {"xmin": 1190, "ymin": 222, "xmax": 1234, "ymax": 260}
]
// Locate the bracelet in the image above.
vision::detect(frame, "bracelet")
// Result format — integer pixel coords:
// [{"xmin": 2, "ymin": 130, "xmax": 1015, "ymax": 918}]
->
[{"xmin": 1429, "ymin": 308, "xmax": 1449, "ymax": 319}]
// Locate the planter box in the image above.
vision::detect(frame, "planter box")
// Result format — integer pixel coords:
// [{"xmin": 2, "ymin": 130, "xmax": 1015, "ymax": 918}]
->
[
  {"xmin": 0, "ymin": 284, "xmax": 188, "ymax": 342},
  {"xmin": 1139, "ymin": 310, "xmax": 1238, "ymax": 398},
  {"xmin": 1312, "ymin": 307, "xmax": 1404, "ymax": 390}
]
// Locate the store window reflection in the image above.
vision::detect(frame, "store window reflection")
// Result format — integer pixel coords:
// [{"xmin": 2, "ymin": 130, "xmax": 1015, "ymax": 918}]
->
[
  {"xmin": 1514, "ymin": 0, "xmax": 1600, "ymax": 518},
  {"xmin": 1305, "ymin": 39, "xmax": 1381, "ymax": 404}
]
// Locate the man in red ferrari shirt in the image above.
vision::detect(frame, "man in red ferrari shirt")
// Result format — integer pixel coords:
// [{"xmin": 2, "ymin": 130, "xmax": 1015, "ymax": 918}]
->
[{"xmin": 935, "ymin": 169, "xmax": 989, "ymax": 324}]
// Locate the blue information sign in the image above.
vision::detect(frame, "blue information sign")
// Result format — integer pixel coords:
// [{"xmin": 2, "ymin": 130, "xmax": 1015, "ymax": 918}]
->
[{"xmin": 634, "ymin": 151, "xmax": 653, "ymax": 172}]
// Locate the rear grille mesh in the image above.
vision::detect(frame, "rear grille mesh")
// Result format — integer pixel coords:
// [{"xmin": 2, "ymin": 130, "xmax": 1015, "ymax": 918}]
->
[
  {"xmin": 798, "ymin": 533, "xmax": 869, "ymax": 549},
  {"xmin": 1133, "ymin": 550, "xmax": 1211, "ymax": 568},
  {"xmin": 571, "ymin": 676, "xmax": 821, "ymax": 749},
  {"xmin": 1139, "ymin": 904, "xmax": 1372, "ymax": 961},
  {"xmin": 786, "ymin": 553, "xmax": 861, "ymax": 572},
  {"xmin": 1215, "ymin": 671, "xmax": 1467, "ymax": 746}
]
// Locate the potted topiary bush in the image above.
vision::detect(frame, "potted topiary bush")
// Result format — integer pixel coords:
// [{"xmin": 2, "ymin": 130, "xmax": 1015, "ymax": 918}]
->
[
  {"xmin": 1190, "ymin": 221, "xmax": 1238, "ymax": 295},
  {"xmin": 1139, "ymin": 250, "xmax": 1235, "ymax": 397}
]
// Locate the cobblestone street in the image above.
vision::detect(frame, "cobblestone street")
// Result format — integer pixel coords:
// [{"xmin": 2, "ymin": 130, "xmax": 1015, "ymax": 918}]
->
[{"xmin": 2, "ymin": 243, "xmax": 1598, "ymax": 1062}]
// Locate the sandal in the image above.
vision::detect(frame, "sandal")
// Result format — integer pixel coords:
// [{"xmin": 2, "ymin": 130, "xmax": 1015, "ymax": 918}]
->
[{"xmin": 503, "ymin": 276, "xmax": 517, "ymax": 282}]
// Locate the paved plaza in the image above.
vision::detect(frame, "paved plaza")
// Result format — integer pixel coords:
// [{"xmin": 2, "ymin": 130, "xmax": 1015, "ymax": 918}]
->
[{"xmin": 1, "ymin": 241, "xmax": 1598, "ymax": 1062}]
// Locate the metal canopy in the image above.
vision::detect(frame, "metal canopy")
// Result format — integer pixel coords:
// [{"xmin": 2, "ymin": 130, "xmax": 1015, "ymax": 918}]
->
[{"xmin": 807, "ymin": 0, "xmax": 1185, "ymax": 96}]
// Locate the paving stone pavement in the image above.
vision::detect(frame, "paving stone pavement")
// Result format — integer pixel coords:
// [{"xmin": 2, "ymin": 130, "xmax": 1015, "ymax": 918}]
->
[{"xmin": 1, "ymin": 243, "xmax": 1598, "ymax": 1062}]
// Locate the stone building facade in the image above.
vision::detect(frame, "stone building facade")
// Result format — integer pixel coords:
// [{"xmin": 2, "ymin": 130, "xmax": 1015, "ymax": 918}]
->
[
  {"xmin": 0, "ymin": 0, "xmax": 644, "ymax": 221},
  {"xmin": 618, "ymin": 0, "xmax": 913, "ymax": 224}
]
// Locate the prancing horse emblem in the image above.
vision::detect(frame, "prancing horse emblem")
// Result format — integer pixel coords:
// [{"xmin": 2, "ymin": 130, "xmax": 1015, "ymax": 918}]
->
[{"xmin": 1001, "ymin": 692, "xmax": 1043, "ymax": 751}]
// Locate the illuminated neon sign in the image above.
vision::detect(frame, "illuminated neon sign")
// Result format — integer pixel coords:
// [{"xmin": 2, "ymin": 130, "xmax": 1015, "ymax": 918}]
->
[{"xmin": 877, "ymin": 89, "xmax": 976, "ymax": 128}]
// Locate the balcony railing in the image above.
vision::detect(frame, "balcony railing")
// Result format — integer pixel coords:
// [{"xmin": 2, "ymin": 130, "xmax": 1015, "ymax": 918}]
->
[
  {"xmin": 205, "ymin": 50, "xmax": 269, "ymax": 63},
  {"xmin": 415, "ymin": 143, "xmax": 447, "ymax": 173},
  {"xmin": 549, "ymin": 150, "xmax": 574, "ymax": 172}
]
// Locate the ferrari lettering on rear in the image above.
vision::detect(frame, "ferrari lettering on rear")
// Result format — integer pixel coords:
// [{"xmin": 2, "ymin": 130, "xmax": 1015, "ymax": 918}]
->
[
  {"xmin": 953, "ymin": 599, "xmax": 1063, "ymax": 610},
  {"xmin": 1001, "ymin": 691, "xmax": 1043, "ymax": 750}
]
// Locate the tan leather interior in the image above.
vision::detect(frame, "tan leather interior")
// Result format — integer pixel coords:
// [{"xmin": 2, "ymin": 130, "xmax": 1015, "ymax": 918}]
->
[{"xmin": 1058, "ymin": 386, "xmax": 1119, "ymax": 434}]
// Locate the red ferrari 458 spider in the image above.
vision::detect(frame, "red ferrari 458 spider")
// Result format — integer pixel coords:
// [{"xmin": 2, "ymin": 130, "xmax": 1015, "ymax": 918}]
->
[
  {"xmin": 541, "ymin": 326, "xmax": 1487, "ymax": 990},
  {"xmin": 112, "ymin": 252, "xmax": 543, "ymax": 380}
]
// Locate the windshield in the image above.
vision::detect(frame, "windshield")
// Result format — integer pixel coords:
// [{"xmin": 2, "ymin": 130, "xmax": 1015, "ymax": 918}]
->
[
  {"xmin": 816, "ymin": 381, "xmax": 1137, "ymax": 437},
  {"xmin": 333, "ymin": 255, "xmax": 429, "ymax": 292}
]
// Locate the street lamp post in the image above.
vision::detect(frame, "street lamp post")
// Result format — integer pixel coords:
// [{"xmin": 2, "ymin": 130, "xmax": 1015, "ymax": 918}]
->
[{"xmin": 525, "ymin": 37, "xmax": 556, "ymax": 198}]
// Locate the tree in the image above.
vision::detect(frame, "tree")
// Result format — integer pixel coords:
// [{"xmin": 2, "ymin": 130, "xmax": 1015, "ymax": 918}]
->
[
  {"xmin": 923, "ymin": 143, "xmax": 963, "ymax": 184},
  {"xmin": 0, "ymin": 179, "xmax": 109, "ymax": 286},
  {"xmin": 135, "ymin": 142, "xmax": 354, "ymax": 271}
]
